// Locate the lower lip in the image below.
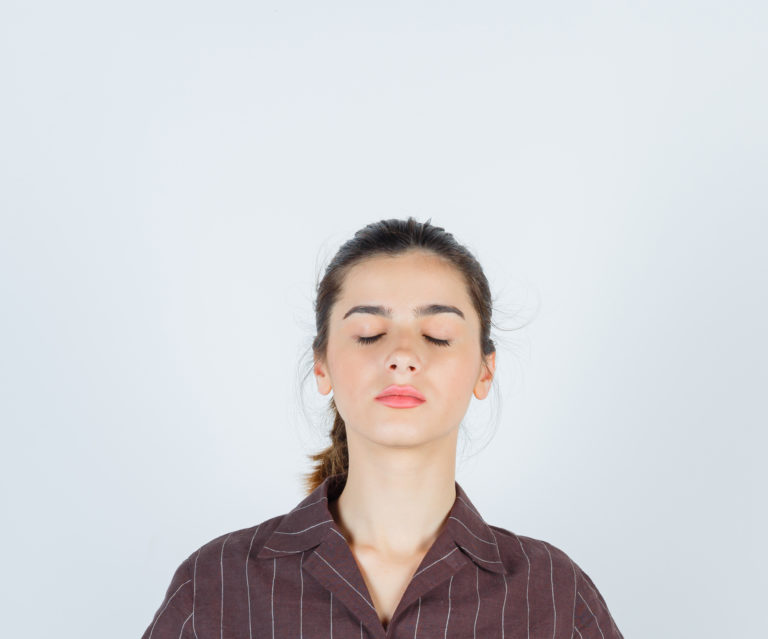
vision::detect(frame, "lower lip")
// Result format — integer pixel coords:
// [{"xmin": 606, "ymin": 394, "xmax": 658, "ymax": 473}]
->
[{"xmin": 375, "ymin": 396, "xmax": 425, "ymax": 408}]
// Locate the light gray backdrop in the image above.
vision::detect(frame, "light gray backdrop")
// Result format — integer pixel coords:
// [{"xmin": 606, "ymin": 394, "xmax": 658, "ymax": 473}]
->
[{"xmin": 1, "ymin": 1, "xmax": 765, "ymax": 637}]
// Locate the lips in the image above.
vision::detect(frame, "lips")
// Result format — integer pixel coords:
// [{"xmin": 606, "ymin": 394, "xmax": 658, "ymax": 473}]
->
[
  {"xmin": 375, "ymin": 384, "xmax": 426, "ymax": 401},
  {"xmin": 375, "ymin": 385, "xmax": 426, "ymax": 408},
  {"xmin": 376, "ymin": 395, "xmax": 424, "ymax": 408}
]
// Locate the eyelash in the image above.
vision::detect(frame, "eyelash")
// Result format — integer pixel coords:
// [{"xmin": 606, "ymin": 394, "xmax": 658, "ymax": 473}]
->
[{"xmin": 356, "ymin": 334, "xmax": 451, "ymax": 347}]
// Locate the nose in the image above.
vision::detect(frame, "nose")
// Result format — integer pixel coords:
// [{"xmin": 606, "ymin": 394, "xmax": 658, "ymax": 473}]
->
[{"xmin": 386, "ymin": 348, "xmax": 420, "ymax": 373}]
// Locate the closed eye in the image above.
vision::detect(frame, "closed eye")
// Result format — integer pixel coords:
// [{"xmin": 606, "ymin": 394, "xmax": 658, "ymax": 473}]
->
[{"xmin": 356, "ymin": 334, "xmax": 451, "ymax": 347}]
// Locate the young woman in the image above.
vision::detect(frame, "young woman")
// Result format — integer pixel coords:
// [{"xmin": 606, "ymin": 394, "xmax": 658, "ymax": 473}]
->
[{"xmin": 142, "ymin": 218, "xmax": 624, "ymax": 638}]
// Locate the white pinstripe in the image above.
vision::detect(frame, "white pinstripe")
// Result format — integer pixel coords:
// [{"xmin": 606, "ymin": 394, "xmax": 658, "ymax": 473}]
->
[
  {"xmin": 288, "ymin": 496, "xmax": 328, "ymax": 513},
  {"xmin": 178, "ymin": 612, "xmax": 193, "ymax": 639},
  {"xmin": 147, "ymin": 579, "xmax": 191, "ymax": 639},
  {"xmin": 569, "ymin": 559, "xmax": 577, "ymax": 638},
  {"xmin": 457, "ymin": 494, "xmax": 482, "ymax": 517},
  {"xmin": 220, "ymin": 532, "xmax": 232, "ymax": 639},
  {"xmin": 330, "ymin": 591, "xmax": 333, "ymax": 638},
  {"xmin": 574, "ymin": 627, "xmax": 584, "ymax": 638},
  {"xmin": 193, "ymin": 549, "xmax": 200, "ymax": 639},
  {"xmin": 513, "ymin": 535, "xmax": 531, "ymax": 639},
  {"xmin": 413, "ymin": 547, "xmax": 459, "ymax": 578},
  {"xmin": 543, "ymin": 542, "xmax": 556, "ymax": 639},
  {"xmin": 314, "ymin": 551, "xmax": 376, "ymax": 609},
  {"xmin": 490, "ymin": 530, "xmax": 509, "ymax": 639},
  {"xmin": 578, "ymin": 592, "xmax": 605, "ymax": 639},
  {"xmin": 329, "ymin": 527, "xmax": 347, "ymax": 541},
  {"xmin": 413, "ymin": 597, "xmax": 421, "ymax": 638},
  {"xmin": 271, "ymin": 557, "xmax": 277, "ymax": 639},
  {"xmin": 473, "ymin": 564, "xmax": 480, "ymax": 639},
  {"xmin": 274, "ymin": 519, "xmax": 334, "ymax": 535},
  {"xmin": 246, "ymin": 525, "xmax": 261, "ymax": 639},
  {"xmin": 448, "ymin": 516, "xmax": 496, "ymax": 544},
  {"xmin": 300, "ymin": 551, "xmax": 305, "ymax": 639},
  {"xmin": 501, "ymin": 571, "xmax": 509, "ymax": 639},
  {"xmin": 580, "ymin": 569, "xmax": 621, "ymax": 636},
  {"xmin": 443, "ymin": 575, "xmax": 454, "ymax": 639},
  {"xmin": 460, "ymin": 545, "xmax": 504, "ymax": 567}
]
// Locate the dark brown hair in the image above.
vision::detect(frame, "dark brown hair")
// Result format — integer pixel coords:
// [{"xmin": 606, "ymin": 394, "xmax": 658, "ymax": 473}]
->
[{"xmin": 301, "ymin": 217, "xmax": 498, "ymax": 495}]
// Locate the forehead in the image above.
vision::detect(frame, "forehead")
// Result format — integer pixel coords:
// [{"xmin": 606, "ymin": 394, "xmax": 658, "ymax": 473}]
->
[{"xmin": 337, "ymin": 251, "xmax": 471, "ymax": 308}]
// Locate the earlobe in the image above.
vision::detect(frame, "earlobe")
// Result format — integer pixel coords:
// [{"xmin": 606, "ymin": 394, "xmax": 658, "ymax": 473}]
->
[
  {"xmin": 473, "ymin": 352, "xmax": 496, "ymax": 400},
  {"xmin": 314, "ymin": 360, "xmax": 333, "ymax": 395},
  {"xmin": 473, "ymin": 381, "xmax": 491, "ymax": 400}
]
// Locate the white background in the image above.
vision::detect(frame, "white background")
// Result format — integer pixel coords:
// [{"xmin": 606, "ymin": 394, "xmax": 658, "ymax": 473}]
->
[{"xmin": 1, "ymin": 1, "xmax": 766, "ymax": 637}]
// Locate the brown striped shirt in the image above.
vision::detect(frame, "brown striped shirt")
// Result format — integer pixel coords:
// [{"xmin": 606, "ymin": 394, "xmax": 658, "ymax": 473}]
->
[{"xmin": 141, "ymin": 473, "xmax": 623, "ymax": 638}]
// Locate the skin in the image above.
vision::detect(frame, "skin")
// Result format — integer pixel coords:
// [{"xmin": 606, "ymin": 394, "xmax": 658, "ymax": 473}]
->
[{"xmin": 313, "ymin": 249, "xmax": 496, "ymax": 586}]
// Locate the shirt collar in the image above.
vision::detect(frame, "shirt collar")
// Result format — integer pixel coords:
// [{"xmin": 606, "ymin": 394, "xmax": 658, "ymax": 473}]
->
[{"xmin": 256, "ymin": 473, "xmax": 505, "ymax": 575}]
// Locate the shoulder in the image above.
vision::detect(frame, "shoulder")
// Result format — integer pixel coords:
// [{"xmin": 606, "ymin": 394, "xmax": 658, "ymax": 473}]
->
[
  {"xmin": 178, "ymin": 512, "xmax": 286, "ymax": 575},
  {"xmin": 489, "ymin": 524, "xmax": 624, "ymax": 637},
  {"xmin": 141, "ymin": 514, "xmax": 290, "ymax": 638},
  {"xmin": 489, "ymin": 523, "xmax": 580, "ymax": 578}
]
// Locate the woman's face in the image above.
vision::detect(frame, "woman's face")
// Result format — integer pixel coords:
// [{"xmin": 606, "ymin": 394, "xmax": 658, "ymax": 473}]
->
[{"xmin": 314, "ymin": 250, "xmax": 495, "ymax": 450}]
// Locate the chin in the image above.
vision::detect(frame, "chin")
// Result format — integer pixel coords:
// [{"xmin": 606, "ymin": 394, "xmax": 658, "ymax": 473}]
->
[{"xmin": 367, "ymin": 422, "xmax": 442, "ymax": 446}]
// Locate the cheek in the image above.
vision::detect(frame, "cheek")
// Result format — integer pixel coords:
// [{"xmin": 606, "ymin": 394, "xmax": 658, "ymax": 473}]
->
[
  {"xmin": 438, "ymin": 349, "xmax": 482, "ymax": 390},
  {"xmin": 328, "ymin": 344, "xmax": 374, "ymax": 387}
]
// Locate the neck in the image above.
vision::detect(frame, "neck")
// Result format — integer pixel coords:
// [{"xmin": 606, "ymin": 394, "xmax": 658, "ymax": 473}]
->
[{"xmin": 329, "ymin": 437, "xmax": 458, "ymax": 560}]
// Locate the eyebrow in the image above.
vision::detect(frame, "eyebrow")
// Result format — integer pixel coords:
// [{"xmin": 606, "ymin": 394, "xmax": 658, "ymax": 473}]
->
[{"xmin": 342, "ymin": 304, "xmax": 465, "ymax": 320}]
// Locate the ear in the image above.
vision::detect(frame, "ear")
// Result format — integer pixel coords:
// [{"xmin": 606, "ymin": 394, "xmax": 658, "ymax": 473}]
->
[
  {"xmin": 473, "ymin": 351, "xmax": 496, "ymax": 400},
  {"xmin": 314, "ymin": 358, "xmax": 333, "ymax": 395}
]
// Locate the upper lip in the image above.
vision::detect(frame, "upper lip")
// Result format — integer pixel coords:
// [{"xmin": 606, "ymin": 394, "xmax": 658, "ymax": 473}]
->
[{"xmin": 376, "ymin": 385, "xmax": 426, "ymax": 401}]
